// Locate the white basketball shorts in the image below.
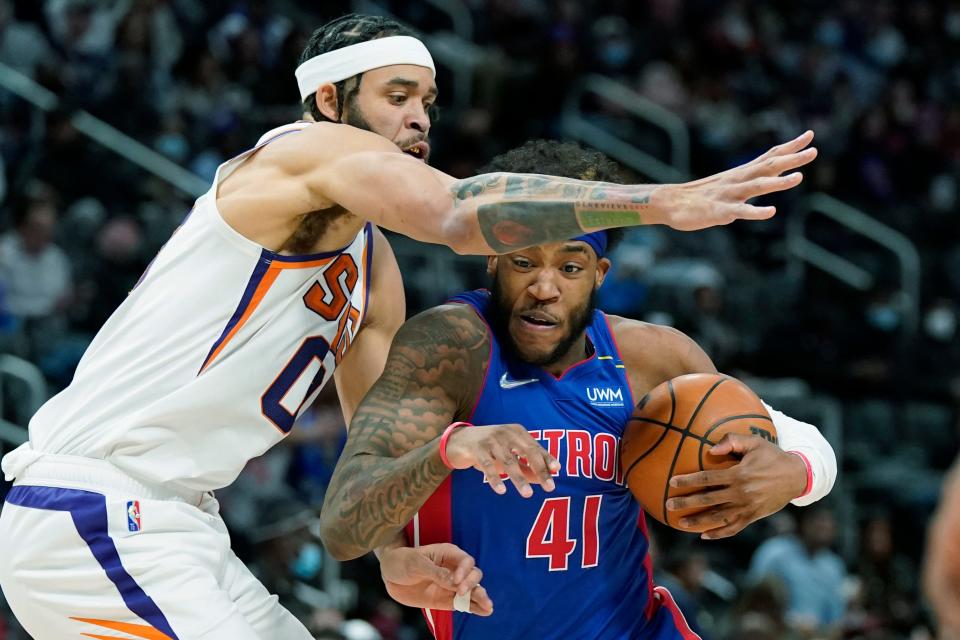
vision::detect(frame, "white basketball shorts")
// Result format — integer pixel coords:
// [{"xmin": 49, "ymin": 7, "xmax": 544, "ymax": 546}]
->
[{"xmin": 0, "ymin": 454, "xmax": 312, "ymax": 639}]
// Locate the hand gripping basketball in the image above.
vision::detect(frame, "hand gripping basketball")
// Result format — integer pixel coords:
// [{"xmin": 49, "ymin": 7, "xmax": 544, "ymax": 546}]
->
[
  {"xmin": 444, "ymin": 424, "xmax": 561, "ymax": 497},
  {"xmin": 666, "ymin": 432, "xmax": 808, "ymax": 539},
  {"xmin": 622, "ymin": 373, "xmax": 800, "ymax": 536}
]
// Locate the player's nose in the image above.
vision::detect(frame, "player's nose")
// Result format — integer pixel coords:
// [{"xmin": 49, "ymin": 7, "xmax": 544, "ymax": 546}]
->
[
  {"xmin": 527, "ymin": 270, "xmax": 561, "ymax": 302},
  {"xmin": 405, "ymin": 101, "xmax": 430, "ymax": 134}
]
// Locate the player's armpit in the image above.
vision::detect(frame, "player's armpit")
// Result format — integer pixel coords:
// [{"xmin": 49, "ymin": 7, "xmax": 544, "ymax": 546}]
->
[
  {"xmin": 319, "ymin": 304, "xmax": 490, "ymax": 560},
  {"xmin": 334, "ymin": 229, "xmax": 405, "ymax": 426}
]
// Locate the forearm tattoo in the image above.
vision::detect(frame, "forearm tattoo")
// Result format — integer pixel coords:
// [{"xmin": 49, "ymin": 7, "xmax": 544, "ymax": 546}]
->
[
  {"xmin": 451, "ymin": 173, "xmax": 650, "ymax": 253},
  {"xmin": 321, "ymin": 305, "xmax": 489, "ymax": 556}
]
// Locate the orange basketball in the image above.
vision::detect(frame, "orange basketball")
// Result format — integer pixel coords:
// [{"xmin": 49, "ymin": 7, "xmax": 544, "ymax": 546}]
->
[{"xmin": 620, "ymin": 373, "xmax": 776, "ymax": 532}]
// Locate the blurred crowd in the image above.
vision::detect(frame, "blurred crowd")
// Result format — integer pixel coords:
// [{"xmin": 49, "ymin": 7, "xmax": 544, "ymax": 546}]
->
[{"xmin": 0, "ymin": 0, "xmax": 957, "ymax": 638}]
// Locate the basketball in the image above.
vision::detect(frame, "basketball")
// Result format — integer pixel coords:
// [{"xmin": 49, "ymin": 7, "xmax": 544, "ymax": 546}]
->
[{"xmin": 621, "ymin": 373, "xmax": 777, "ymax": 532}]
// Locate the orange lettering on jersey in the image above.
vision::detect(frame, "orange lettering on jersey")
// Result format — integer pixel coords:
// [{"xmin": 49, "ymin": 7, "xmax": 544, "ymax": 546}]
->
[
  {"xmin": 303, "ymin": 254, "xmax": 359, "ymax": 322},
  {"xmin": 333, "ymin": 306, "xmax": 362, "ymax": 363}
]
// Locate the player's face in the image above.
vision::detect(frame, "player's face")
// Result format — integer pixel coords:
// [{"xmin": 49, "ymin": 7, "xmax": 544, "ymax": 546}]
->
[
  {"xmin": 488, "ymin": 241, "xmax": 610, "ymax": 368},
  {"xmin": 343, "ymin": 64, "xmax": 436, "ymax": 163}
]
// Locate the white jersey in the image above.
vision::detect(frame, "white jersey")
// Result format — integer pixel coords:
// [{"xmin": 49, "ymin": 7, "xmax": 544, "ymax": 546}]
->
[{"xmin": 13, "ymin": 122, "xmax": 373, "ymax": 492}]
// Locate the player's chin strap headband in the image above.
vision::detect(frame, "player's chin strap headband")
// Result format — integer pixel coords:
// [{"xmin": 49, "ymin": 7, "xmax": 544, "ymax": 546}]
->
[
  {"xmin": 572, "ymin": 231, "xmax": 608, "ymax": 258},
  {"xmin": 295, "ymin": 35, "xmax": 436, "ymax": 101}
]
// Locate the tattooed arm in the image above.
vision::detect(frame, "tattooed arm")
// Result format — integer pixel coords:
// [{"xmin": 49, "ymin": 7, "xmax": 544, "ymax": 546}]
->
[
  {"xmin": 318, "ymin": 303, "xmax": 484, "ymax": 560},
  {"xmin": 310, "ymin": 126, "xmax": 817, "ymax": 254},
  {"xmin": 319, "ymin": 303, "xmax": 556, "ymax": 560},
  {"xmin": 220, "ymin": 121, "xmax": 815, "ymax": 255}
]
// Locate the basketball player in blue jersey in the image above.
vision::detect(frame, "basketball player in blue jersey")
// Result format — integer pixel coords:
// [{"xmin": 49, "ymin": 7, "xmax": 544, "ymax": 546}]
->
[
  {"xmin": 320, "ymin": 141, "xmax": 837, "ymax": 639},
  {"xmin": 0, "ymin": 12, "xmax": 821, "ymax": 639}
]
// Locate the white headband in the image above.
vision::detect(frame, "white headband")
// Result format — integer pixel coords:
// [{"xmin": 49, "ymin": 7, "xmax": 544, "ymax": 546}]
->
[{"xmin": 295, "ymin": 35, "xmax": 436, "ymax": 101}]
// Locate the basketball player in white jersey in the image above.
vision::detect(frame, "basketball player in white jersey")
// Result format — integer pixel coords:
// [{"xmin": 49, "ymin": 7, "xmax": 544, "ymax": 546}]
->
[{"xmin": 0, "ymin": 13, "xmax": 819, "ymax": 640}]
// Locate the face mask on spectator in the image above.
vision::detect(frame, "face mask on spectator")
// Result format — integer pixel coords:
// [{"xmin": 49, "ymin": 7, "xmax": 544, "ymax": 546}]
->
[
  {"xmin": 600, "ymin": 41, "xmax": 632, "ymax": 68},
  {"xmin": 866, "ymin": 304, "xmax": 900, "ymax": 332},
  {"xmin": 156, "ymin": 133, "xmax": 189, "ymax": 163},
  {"xmin": 924, "ymin": 307, "xmax": 957, "ymax": 342},
  {"xmin": 290, "ymin": 541, "xmax": 323, "ymax": 580}
]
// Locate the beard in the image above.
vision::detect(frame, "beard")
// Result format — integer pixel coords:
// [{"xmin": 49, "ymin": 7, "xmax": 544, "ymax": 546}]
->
[
  {"xmin": 343, "ymin": 98, "xmax": 430, "ymax": 162},
  {"xmin": 488, "ymin": 277, "xmax": 597, "ymax": 368},
  {"xmin": 342, "ymin": 97, "xmax": 374, "ymax": 132}
]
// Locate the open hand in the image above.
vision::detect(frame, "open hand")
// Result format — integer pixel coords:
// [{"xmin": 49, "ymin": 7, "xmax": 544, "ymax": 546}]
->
[
  {"xmin": 654, "ymin": 130, "xmax": 817, "ymax": 231},
  {"xmin": 380, "ymin": 543, "xmax": 494, "ymax": 616},
  {"xmin": 445, "ymin": 424, "xmax": 560, "ymax": 497},
  {"xmin": 666, "ymin": 433, "xmax": 808, "ymax": 538}
]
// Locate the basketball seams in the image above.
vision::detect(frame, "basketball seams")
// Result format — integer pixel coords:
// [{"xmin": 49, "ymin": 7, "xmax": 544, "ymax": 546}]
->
[
  {"xmin": 623, "ymin": 379, "xmax": 704, "ymax": 485},
  {"xmin": 659, "ymin": 378, "xmax": 727, "ymax": 525},
  {"xmin": 621, "ymin": 380, "xmax": 726, "ymax": 519},
  {"xmin": 623, "ymin": 420, "xmax": 674, "ymax": 482},
  {"xmin": 697, "ymin": 413, "xmax": 773, "ymax": 470},
  {"xmin": 627, "ymin": 418, "xmax": 716, "ymax": 445}
]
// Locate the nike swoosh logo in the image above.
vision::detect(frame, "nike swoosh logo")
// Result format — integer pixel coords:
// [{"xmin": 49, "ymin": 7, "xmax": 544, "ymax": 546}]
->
[{"xmin": 500, "ymin": 373, "xmax": 539, "ymax": 389}]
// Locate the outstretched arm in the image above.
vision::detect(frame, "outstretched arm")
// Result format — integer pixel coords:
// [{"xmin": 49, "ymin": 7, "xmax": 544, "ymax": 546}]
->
[
  {"xmin": 228, "ymin": 123, "xmax": 817, "ymax": 256},
  {"xmin": 322, "ymin": 130, "xmax": 818, "ymax": 254}
]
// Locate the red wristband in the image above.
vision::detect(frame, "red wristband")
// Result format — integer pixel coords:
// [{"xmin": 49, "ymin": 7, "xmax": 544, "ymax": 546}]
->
[
  {"xmin": 788, "ymin": 450, "xmax": 814, "ymax": 498},
  {"xmin": 439, "ymin": 422, "xmax": 472, "ymax": 470}
]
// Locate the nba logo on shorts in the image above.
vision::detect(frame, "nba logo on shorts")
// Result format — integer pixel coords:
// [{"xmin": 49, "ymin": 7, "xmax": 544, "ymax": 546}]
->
[{"xmin": 127, "ymin": 500, "xmax": 141, "ymax": 532}]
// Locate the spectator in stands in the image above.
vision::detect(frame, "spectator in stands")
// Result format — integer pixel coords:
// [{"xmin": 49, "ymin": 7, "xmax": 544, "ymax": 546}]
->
[
  {"xmin": 0, "ymin": 0, "xmax": 53, "ymax": 78},
  {"xmin": 656, "ymin": 542, "xmax": 713, "ymax": 639},
  {"xmin": 246, "ymin": 495, "xmax": 323, "ymax": 623},
  {"xmin": 857, "ymin": 512, "xmax": 921, "ymax": 634},
  {"xmin": 0, "ymin": 195, "xmax": 71, "ymax": 360},
  {"xmin": 727, "ymin": 578, "xmax": 794, "ymax": 640},
  {"xmin": 748, "ymin": 504, "xmax": 847, "ymax": 638}
]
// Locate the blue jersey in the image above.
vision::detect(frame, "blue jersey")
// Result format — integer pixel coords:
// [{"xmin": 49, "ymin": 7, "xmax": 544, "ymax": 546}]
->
[{"xmin": 406, "ymin": 290, "xmax": 700, "ymax": 640}]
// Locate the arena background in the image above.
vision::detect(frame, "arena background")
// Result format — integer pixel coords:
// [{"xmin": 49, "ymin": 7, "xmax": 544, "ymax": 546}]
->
[{"xmin": 0, "ymin": 1, "xmax": 957, "ymax": 638}]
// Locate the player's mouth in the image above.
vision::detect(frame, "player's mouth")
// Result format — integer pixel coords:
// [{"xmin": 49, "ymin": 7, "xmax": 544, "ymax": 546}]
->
[
  {"xmin": 517, "ymin": 310, "xmax": 560, "ymax": 332},
  {"xmin": 401, "ymin": 141, "xmax": 430, "ymax": 162}
]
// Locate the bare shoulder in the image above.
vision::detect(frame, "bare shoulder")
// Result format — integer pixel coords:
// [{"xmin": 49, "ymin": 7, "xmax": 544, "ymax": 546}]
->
[
  {"xmin": 368, "ymin": 301, "xmax": 490, "ymax": 421},
  {"xmin": 395, "ymin": 302, "xmax": 490, "ymax": 358},
  {"xmin": 606, "ymin": 314, "xmax": 717, "ymax": 387},
  {"xmin": 254, "ymin": 122, "xmax": 401, "ymax": 174},
  {"xmin": 217, "ymin": 123, "xmax": 405, "ymax": 252}
]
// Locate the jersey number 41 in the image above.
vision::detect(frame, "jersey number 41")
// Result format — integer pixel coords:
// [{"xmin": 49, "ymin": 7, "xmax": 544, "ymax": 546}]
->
[{"xmin": 526, "ymin": 495, "xmax": 602, "ymax": 571}]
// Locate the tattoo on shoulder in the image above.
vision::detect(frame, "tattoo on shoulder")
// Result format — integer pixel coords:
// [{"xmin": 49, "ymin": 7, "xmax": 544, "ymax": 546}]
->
[
  {"xmin": 348, "ymin": 304, "xmax": 490, "ymax": 456},
  {"xmin": 320, "ymin": 305, "xmax": 490, "ymax": 553}
]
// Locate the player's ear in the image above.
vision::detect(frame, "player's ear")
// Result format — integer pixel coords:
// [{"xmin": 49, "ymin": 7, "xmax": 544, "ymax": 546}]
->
[
  {"xmin": 315, "ymin": 83, "xmax": 340, "ymax": 122},
  {"xmin": 487, "ymin": 256, "xmax": 498, "ymax": 276},
  {"xmin": 595, "ymin": 257, "xmax": 611, "ymax": 288}
]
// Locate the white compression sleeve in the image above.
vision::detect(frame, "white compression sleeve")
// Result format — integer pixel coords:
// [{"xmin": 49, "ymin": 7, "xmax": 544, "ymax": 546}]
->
[{"xmin": 761, "ymin": 401, "xmax": 837, "ymax": 506}]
